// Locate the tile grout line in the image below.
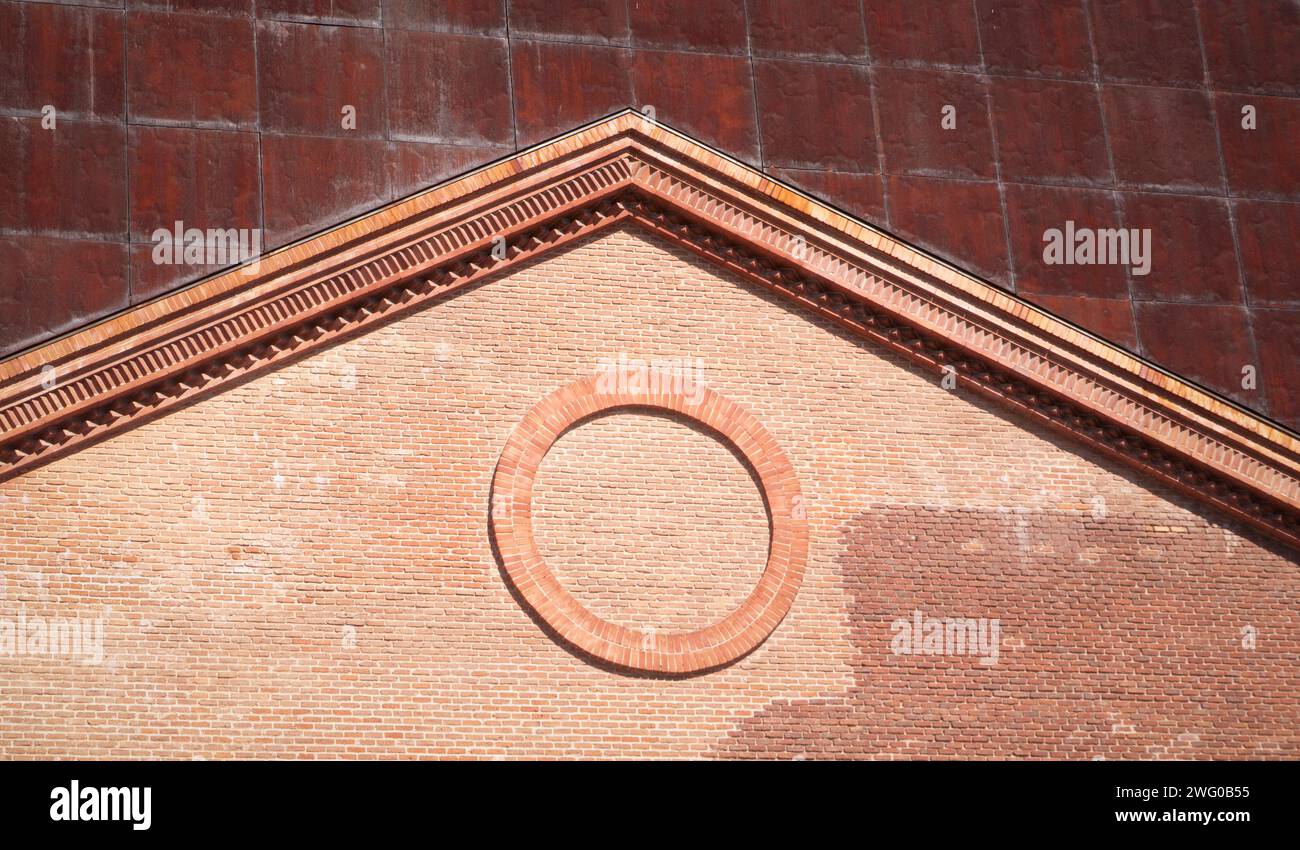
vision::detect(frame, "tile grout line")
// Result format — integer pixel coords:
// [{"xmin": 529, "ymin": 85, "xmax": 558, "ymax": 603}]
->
[
  {"xmin": 253, "ymin": 0, "xmax": 267, "ymax": 266},
  {"xmin": 122, "ymin": 0, "xmax": 132, "ymax": 305},
  {"xmin": 740, "ymin": 0, "xmax": 766, "ymax": 172},
  {"xmin": 1191, "ymin": 0, "xmax": 1265, "ymax": 416},
  {"xmin": 1081, "ymin": 0, "xmax": 1141, "ymax": 355},
  {"xmin": 971, "ymin": 0, "xmax": 1017, "ymax": 293},
  {"xmin": 858, "ymin": 0, "xmax": 890, "ymax": 228},
  {"xmin": 504, "ymin": 0, "xmax": 520, "ymax": 152}
]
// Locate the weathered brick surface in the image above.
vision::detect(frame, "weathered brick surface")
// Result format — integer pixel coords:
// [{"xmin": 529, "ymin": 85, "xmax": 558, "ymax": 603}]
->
[
  {"xmin": 1, "ymin": 227, "xmax": 1295, "ymax": 758},
  {"xmin": 536, "ymin": 412, "xmax": 769, "ymax": 635}
]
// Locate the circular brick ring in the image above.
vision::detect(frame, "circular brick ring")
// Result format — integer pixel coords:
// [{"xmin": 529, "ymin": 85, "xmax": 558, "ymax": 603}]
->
[{"xmin": 490, "ymin": 375, "xmax": 808, "ymax": 674}]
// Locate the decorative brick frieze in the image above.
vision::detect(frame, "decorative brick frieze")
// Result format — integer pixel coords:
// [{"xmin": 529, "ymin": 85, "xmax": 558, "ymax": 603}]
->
[
  {"xmin": 491, "ymin": 377, "xmax": 807, "ymax": 674},
  {"xmin": 1, "ymin": 111, "xmax": 1298, "ymax": 551}
]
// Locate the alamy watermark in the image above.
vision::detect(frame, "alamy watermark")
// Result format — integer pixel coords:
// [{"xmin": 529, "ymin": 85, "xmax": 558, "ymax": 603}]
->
[
  {"xmin": 151, "ymin": 221, "xmax": 263, "ymax": 276},
  {"xmin": 50, "ymin": 780, "xmax": 150, "ymax": 831},
  {"xmin": 1043, "ymin": 221, "xmax": 1151, "ymax": 276},
  {"xmin": 890, "ymin": 609, "xmax": 1001, "ymax": 666},
  {"xmin": 0, "ymin": 606, "xmax": 106, "ymax": 664},
  {"xmin": 595, "ymin": 353, "xmax": 706, "ymax": 404}
]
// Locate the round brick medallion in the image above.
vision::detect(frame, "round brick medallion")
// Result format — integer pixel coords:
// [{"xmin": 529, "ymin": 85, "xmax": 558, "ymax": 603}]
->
[{"xmin": 490, "ymin": 376, "xmax": 808, "ymax": 674}]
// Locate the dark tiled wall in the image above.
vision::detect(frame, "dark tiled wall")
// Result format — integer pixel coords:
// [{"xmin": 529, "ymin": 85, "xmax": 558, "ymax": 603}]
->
[{"xmin": 0, "ymin": 0, "xmax": 1296, "ymax": 428}]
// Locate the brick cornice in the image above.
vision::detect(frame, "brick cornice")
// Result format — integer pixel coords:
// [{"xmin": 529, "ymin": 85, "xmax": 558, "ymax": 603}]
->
[{"xmin": 2, "ymin": 110, "xmax": 1299, "ymax": 551}]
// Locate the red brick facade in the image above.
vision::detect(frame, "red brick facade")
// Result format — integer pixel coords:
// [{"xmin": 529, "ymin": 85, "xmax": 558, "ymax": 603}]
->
[{"xmin": 2, "ymin": 224, "xmax": 1296, "ymax": 759}]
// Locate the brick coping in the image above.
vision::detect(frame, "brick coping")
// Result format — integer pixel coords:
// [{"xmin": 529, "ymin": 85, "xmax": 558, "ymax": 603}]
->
[{"xmin": 490, "ymin": 376, "xmax": 808, "ymax": 674}]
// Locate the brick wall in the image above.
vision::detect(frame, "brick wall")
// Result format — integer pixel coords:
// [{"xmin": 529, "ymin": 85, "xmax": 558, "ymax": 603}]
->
[
  {"xmin": 1, "ymin": 225, "xmax": 1295, "ymax": 758},
  {"xmin": 535, "ymin": 412, "xmax": 770, "ymax": 635},
  {"xmin": 1, "ymin": 1, "xmax": 1298, "ymax": 430}
]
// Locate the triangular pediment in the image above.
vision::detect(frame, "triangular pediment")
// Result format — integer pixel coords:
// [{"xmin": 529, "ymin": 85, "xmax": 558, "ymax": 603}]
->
[{"xmin": 2, "ymin": 110, "xmax": 1298, "ymax": 551}]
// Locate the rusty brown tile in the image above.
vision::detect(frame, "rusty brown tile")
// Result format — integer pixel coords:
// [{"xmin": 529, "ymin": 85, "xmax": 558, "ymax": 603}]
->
[
  {"xmin": 1121, "ymin": 192, "xmax": 1240, "ymax": 304},
  {"xmin": 128, "ymin": 11, "xmax": 256, "ymax": 128},
  {"xmin": 874, "ymin": 67, "xmax": 994, "ymax": 179},
  {"xmin": 0, "ymin": 2, "xmax": 124, "ymax": 120},
  {"xmin": 748, "ymin": 0, "xmax": 867, "ymax": 60},
  {"xmin": 631, "ymin": 50, "xmax": 758, "ymax": 162},
  {"xmin": 991, "ymin": 77, "xmax": 1109, "ymax": 185},
  {"xmin": 628, "ymin": 0, "xmax": 746, "ymax": 54},
  {"xmin": 0, "ymin": 117, "xmax": 127, "ymax": 239},
  {"xmin": 1103, "ymin": 85, "xmax": 1223, "ymax": 192},
  {"xmin": 510, "ymin": 40, "xmax": 633, "ymax": 146},
  {"xmin": 128, "ymin": 125, "xmax": 261, "ymax": 242},
  {"xmin": 0, "ymin": 235, "xmax": 128, "ymax": 357},
  {"xmin": 257, "ymin": 20, "xmax": 386, "ymax": 138},
  {"xmin": 755, "ymin": 59, "xmax": 876, "ymax": 172}
]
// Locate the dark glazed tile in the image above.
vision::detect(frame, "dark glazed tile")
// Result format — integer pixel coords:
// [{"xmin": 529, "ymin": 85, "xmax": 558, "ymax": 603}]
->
[
  {"xmin": 769, "ymin": 169, "xmax": 886, "ymax": 223},
  {"xmin": 976, "ymin": 0, "xmax": 1093, "ymax": 80},
  {"xmin": 382, "ymin": 0, "xmax": 505, "ymax": 34},
  {"xmin": 387, "ymin": 31, "xmax": 513, "ymax": 146},
  {"xmin": 0, "ymin": 117, "xmax": 127, "ymax": 238},
  {"xmin": 1004, "ymin": 183, "xmax": 1128, "ymax": 298},
  {"xmin": 1102, "ymin": 85, "xmax": 1222, "ymax": 192},
  {"xmin": 863, "ymin": 0, "xmax": 981, "ymax": 69},
  {"xmin": 510, "ymin": 41, "xmax": 633, "ymax": 146},
  {"xmin": 1134, "ymin": 302, "xmax": 1258, "ymax": 406},
  {"xmin": 509, "ymin": 0, "xmax": 629, "ymax": 44},
  {"xmin": 754, "ymin": 59, "xmax": 876, "ymax": 172},
  {"xmin": 1199, "ymin": 0, "xmax": 1300, "ymax": 96},
  {"xmin": 1252, "ymin": 309, "xmax": 1300, "ymax": 427},
  {"xmin": 128, "ymin": 126, "xmax": 260, "ymax": 241},
  {"xmin": 261, "ymin": 134, "xmax": 391, "ymax": 247},
  {"xmin": 1215, "ymin": 93, "xmax": 1300, "ymax": 199},
  {"xmin": 748, "ymin": 0, "xmax": 867, "ymax": 60},
  {"xmin": 258, "ymin": 21, "xmax": 386, "ymax": 138},
  {"xmin": 887, "ymin": 176, "xmax": 1010, "ymax": 285},
  {"xmin": 628, "ymin": 0, "xmax": 747, "ymax": 54},
  {"xmin": 990, "ymin": 77, "xmax": 1109, "ymax": 185},
  {"xmin": 1120, "ymin": 193, "xmax": 1240, "ymax": 304},
  {"xmin": 0, "ymin": 2, "xmax": 125, "ymax": 120},
  {"xmin": 128, "ymin": 11, "xmax": 256, "ymax": 128},
  {"xmin": 258, "ymin": 0, "xmax": 382, "ymax": 26},
  {"xmin": 1234, "ymin": 201, "xmax": 1300, "ymax": 307},
  {"xmin": 873, "ymin": 67, "xmax": 994, "ymax": 179},
  {"xmin": 0, "ymin": 236, "xmax": 128, "ymax": 357},
  {"xmin": 631, "ymin": 51, "xmax": 759, "ymax": 162},
  {"xmin": 1089, "ymin": 0, "xmax": 1204, "ymax": 86},
  {"xmin": 1028, "ymin": 294, "xmax": 1138, "ymax": 350}
]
